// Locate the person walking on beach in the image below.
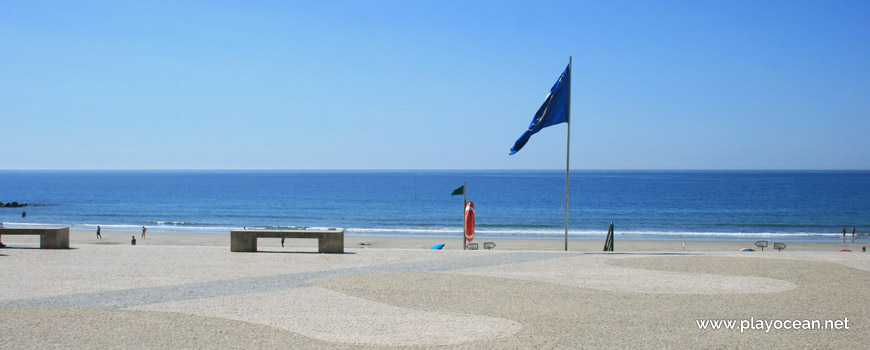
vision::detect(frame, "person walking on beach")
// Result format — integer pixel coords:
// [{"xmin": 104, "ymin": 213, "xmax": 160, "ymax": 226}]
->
[
  {"xmin": 843, "ymin": 227, "xmax": 846, "ymax": 243},
  {"xmin": 141, "ymin": 226, "xmax": 147, "ymax": 239},
  {"xmin": 852, "ymin": 227, "xmax": 856, "ymax": 243},
  {"xmin": 96, "ymin": 225, "xmax": 102, "ymax": 239},
  {"xmin": 0, "ymin": 220, "xmax": 5, "ymax": 248},
  {"xmin": 131, "ymin": 236, "xmax": 137, "ymax": 245}
]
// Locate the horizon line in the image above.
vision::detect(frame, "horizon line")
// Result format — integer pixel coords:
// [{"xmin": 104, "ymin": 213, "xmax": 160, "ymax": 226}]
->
[{"xmin": 1, "ymin": 169, "xmax": 869, "ymax": 172}]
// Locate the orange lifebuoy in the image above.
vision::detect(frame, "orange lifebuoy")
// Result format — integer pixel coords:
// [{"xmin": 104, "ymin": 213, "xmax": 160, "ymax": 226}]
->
[{"xmin": 464, "ymin": 201, "xmax": 475, "ymax": 242}]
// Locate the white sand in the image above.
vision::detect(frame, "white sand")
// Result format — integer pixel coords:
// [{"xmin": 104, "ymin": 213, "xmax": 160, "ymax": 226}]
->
[
  {"xmin": 134, "ymin": 286, "xmax": 523, "ymax": 346},
  {"xmin": 1, "ymin": 230, "xmax": 869, "ymax": 348},
  {"xmin": 454, "ymin": 254, "xmax": 797, "ymax": 294}
]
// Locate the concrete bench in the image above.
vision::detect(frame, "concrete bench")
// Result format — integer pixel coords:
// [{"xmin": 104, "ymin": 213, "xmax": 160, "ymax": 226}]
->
[
  {"xmin": 231, "ymin": 229, "xmax": 344, "ymax": 254},
  {"xmin": 0, "ymin": 227, "xmax": 70, "ymax": 249}
]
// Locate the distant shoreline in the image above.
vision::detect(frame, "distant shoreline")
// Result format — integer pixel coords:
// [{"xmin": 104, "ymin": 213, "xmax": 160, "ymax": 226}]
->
[{"xmin": 0, "ymin": 222, "xmax": 862, "ymax": 243}]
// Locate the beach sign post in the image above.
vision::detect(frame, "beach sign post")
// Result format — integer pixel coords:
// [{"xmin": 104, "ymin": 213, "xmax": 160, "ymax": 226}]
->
[
  {"xmin": 452, "ymin": 183, "xmax": 467, "ymax": 250},
  {"xmin": 509, "ymin": 56, "xmax": 572, "ymax": 251}
]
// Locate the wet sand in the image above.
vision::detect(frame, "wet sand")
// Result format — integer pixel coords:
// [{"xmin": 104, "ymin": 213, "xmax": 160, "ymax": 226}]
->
[{"xmin": 3, "ymin": 229, "xmax": 865, "ymax": 252}]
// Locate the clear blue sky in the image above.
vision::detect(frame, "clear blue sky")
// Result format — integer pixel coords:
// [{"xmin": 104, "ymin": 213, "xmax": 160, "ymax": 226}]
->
[{"xmin": 2, "ymin": 0, "xmax": 868, "ymax": 170}]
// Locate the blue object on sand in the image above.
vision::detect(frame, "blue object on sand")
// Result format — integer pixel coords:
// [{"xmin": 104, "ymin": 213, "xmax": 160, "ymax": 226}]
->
[
  {"xmin": 431, "ymin": 244, "xmax": 445, "ymax": 250},
  {"xmin": 741, "ymin": 248, "xmax": 754, "ymax": 252}
]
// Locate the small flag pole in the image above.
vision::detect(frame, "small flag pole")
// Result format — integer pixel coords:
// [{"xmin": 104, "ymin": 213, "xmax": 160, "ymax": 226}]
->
[
  {"xmin": 564, "ymin": 56, "xmax": 572, "ymax": 251},
  {"xmin": 463, "ymin": 182, "xmax": 467, "ymax": 250}
]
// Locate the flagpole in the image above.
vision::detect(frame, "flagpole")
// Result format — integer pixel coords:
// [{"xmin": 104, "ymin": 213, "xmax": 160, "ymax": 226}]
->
[
  {"xmin": 565, "ymin": 56, "xmax": 572, "ymax": 251},
  {"xmin": 463, "ymin": 182, "xmax": 467, "ymax": 250}
]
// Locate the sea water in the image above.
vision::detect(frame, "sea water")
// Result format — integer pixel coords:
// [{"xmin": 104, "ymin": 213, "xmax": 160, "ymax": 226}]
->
[{"xmin": 0, "ymin": 170, "xmax": 867, "ymax": 241}]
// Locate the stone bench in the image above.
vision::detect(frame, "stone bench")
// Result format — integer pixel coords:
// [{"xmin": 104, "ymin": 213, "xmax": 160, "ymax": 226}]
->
[
  {"xmin": 231, "ymin": 229, "xmax": 344, "ymax": 254},
  {"xmin": 0, "ymin": 227, "xmax": 70, "ymax": 249}
]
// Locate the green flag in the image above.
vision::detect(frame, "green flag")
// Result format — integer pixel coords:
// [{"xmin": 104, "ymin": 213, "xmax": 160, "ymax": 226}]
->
[{"xmin": 451, "ymin": 185, "xmax": 465, "ymax": 196}]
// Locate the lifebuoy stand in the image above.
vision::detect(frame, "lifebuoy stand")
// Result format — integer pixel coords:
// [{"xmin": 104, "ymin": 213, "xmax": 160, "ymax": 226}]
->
[{"xmin": 465, "ymin": 201, "xmax": 475, "ymax": 244}]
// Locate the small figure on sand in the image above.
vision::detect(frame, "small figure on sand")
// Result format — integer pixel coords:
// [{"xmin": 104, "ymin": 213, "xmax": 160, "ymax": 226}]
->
[
  {"xmin": 96, "ymin": 225, "xmax": 102, "ymax": 239},
  {"xmin": 852, "ymin": 227, "xmax": 856, "ymax": 243},
  {"xmin": 141, "ymin": 226, "xmax": 147, "ymax": 239},
  {"xmin": 281, "ymin": 237, "xmax": 285, "ymax": 247},
  {"xmin": 131, "ymin": 236, "xmax": 137, "ymax": 245},
  {"xmin": 843, "ymin": 227, "xmax": 846, "ymax": 243},
  {"xmin": 0, "ymin": 220, "xmax": 5, "ymax": 248}
]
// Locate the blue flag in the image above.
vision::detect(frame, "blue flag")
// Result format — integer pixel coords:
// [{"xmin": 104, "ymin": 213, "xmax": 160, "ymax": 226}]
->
[{"xmin": 510, "ymin": 65, "xmax": 571, "ymax": 155}]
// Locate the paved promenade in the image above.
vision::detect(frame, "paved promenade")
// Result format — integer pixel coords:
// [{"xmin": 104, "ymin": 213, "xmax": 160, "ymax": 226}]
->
[{"xmin": 1, "ymin": 243, "xmax": 868, "ymax": 348}]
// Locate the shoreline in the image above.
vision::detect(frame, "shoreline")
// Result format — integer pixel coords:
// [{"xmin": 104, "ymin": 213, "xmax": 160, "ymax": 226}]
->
[
  {"xmin": 0, "ymin": 222, "xmax": 863, "ymax": 243},
  {"xmin": 0, "ymin": 229, "xmax": 866, "ymax": 252}
]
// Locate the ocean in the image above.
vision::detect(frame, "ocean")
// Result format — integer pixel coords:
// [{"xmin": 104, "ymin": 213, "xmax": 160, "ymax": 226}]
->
[{"xmin": 0, "ymin": 170, "xmax": 867, "ymax": 241}]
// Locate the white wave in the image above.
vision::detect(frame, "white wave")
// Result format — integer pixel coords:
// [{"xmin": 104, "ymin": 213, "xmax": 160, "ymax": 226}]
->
[
  {"xmin": 347, "ymin": 227, "xmax": 842, "ymax": 238},
  {"xmin": 0, "ymin": 221, "xmax": 845, "ymax": 239},
  {"xmin": 0, "ymin": 222, "xmax": 242, "ymax": 233}
]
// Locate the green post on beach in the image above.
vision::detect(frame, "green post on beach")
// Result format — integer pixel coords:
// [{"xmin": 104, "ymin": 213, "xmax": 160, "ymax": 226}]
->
[{"xmin": 603, "ymin": 222, "xmax": 614, "ymax": 252}]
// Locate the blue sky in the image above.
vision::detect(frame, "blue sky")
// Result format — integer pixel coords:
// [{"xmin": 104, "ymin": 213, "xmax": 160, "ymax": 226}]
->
[{"xmin": 2, "ymin": 0, "xmax": 868, "ymax": 170}]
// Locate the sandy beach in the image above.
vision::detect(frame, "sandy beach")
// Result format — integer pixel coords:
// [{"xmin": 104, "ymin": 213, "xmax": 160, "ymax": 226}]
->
[
  {"xmin": 4, "ymin": 229, "xmax": 864, "ymax": 252},
  {"xmin": 1, "ymin": 230, "xmax": 869, "ymax": 349}
]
